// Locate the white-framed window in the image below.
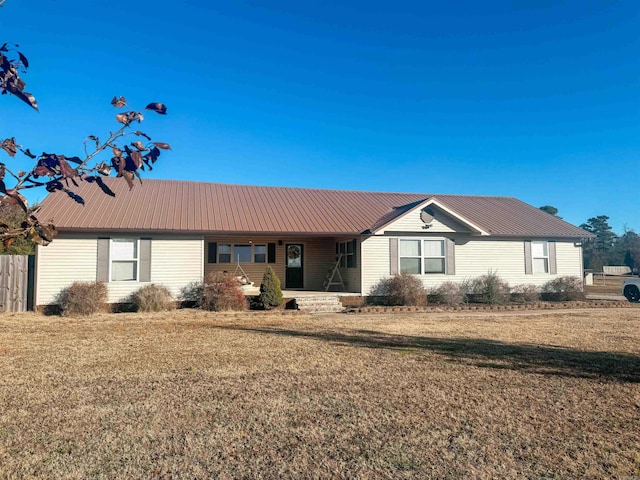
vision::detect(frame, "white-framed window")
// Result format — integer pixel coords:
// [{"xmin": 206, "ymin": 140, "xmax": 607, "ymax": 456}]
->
[
  {"xmin": 532, "ymin": 241, "xmax": 549, "ymax": 273},
  {"xmin": 111, "ymin": 238, "xmax": 138, "ymax": 281},
  {"xmin": 399, "ymin": 238, "xmax": 446, "ymax": 274},
  {"xmin": 336, "ymin": 240, "xmax": 357, "ymax": 268},
  {"xmin": 254, "ymin": 245, "xmax": 266, "ymax": 263}
]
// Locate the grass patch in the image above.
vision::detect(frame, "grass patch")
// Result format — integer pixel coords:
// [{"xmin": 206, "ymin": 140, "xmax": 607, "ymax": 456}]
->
[
  {"xmin": 585, "ymin": 274, "xmax": 629, "ymax": 296},
  {"xmin": 0, "ymin": 308, "xmax": 638, "ymax": 478}
]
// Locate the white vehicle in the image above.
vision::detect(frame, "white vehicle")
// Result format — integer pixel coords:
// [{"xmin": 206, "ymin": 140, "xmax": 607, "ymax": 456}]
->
[{"xmin": 623, "ymin": 278, "xmax": 640, "ymax": 303}]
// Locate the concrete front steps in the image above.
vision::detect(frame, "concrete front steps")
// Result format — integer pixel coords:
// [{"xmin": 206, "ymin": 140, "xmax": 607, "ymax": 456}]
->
[{"xmin": 291, "ymin": 294, "xmax": 344, "ymax": 314}]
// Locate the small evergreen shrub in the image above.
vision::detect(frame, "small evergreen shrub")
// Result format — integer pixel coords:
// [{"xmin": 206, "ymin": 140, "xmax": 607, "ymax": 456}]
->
[
  {"xmin": 430, "ymin": 281, "xmax": 466, "ymax": 306},
  {"xmin": 468, "ymin": 271, "xmax": 510, "ymax": 305},
  {"xmin": 180, "ymin": 280, "xmax": 204, "ymax": 307},
  {"xmin": 202, "ymin": 272, "xmax": 247, "ymax": 311},
  {"xmin": 369, "ymin": 273, "xmax": 427, "ymax": 306},
  {"xmin": 367, "ymin": 277, "xmax": 392, "ymax": 305},
  {"xmin": 130, "ymin": 284, "xmax": 175, "ymax": 312},
  {"xmin": 541, "ymin": 276, "xmax": 585, "ymax": 301},
  {"xmin": 257, "ymin": 266, "xmax": 283, "ymax": 310},
  {"xmin": 511, "ymin": 284, "xmax": 540, "ymax": 303},
  {"xmin": 57, "ymin": 281, "xmax": 108, "ymax": 317}
]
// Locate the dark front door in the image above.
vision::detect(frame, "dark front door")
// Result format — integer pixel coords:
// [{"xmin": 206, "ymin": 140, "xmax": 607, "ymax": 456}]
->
[{"xmin": 285, "ymin": 244, "xmax": 304, "ymax": 289}]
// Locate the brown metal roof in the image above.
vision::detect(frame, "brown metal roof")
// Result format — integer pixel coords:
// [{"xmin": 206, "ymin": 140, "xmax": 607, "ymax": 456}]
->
[{"xmin": 35, "ymin": 178, "xmax": 590, "ymax": 238}]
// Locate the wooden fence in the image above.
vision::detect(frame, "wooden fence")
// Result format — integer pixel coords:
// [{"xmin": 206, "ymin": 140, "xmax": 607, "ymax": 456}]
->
[{"xmin": 0, "ymin": 255, "xmax": 35, "ymax": 312}]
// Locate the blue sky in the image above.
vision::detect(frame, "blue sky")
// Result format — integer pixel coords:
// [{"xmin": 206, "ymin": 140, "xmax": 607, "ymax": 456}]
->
[{"xmin": 1, "ymin": 1, "xmax": 638, "ymax": 233}]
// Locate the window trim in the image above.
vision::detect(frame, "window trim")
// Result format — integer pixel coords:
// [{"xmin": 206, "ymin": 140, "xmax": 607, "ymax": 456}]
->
[
  {"xmin": 532, "ymin": 240, "xmax": 550, "ymax": 274},
  {"xmin": 110, "ymin": 238, "xmax": 139, "ymax": 282},
  {"xmin": 398, "ymin": 237, "xmax": 447, "ymax": 275}
]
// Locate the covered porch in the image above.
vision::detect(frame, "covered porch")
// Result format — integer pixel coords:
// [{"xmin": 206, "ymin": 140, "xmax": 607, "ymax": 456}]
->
[{"xmin": 204, "ymin": 234, "xmax": 362, "ymax": 293}]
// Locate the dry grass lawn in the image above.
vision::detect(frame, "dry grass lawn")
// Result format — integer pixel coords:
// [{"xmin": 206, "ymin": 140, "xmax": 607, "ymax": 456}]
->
[
  {"xmin": 1, "ymin": 308, "xmax": 639, "ymax": 479},
  {"xmin": 585, "ymin": 274, "xmax": 629, "ymax": 296}
]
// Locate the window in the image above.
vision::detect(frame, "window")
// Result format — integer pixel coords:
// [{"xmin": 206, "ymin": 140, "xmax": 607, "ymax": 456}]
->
[
  {"xmin": 423, "ymin": 240, "xmax": 445, "ymax": 273},
  {"xmin": 218, "ymin": 244, "xmax": 232, "ymax": 263},
  {"xmin": 111, "ymin": 238, "xmax": 138, "ymax": 281},
  {"xmin": 399, "ymin": 238, "xmax": 446, "ymax": 274},
  {"xmin": 532, "ymin": 241, "xmax": 549, "ymax": 273},
  {"xmin": 399, "ymin": 239, "xmax": 421, "ymax": 274},
  {"xmin": 254, "ymin": 245, "xmax": 266, "ymax": 263},
  {"xmin": 336, "ymin": 240, "xmax": 357, "ymax": 268},
  {"xmin": 234, "ymin": 245, "xmax": 252, "ymax": 263},
  {"xmin": 209, "ymin": 243, "xmax": 276, "ymax": 264}
]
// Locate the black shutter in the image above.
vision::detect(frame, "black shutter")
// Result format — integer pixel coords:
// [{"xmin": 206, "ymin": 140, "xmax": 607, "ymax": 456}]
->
[
  {"xmin": 207, "ymin": 242, "xmax": 217, "ymax": 263},
  {"xmin": 349, "ymin": 239, "xmax": 357, "ymax": 268},
  {"xmin": 267, "ymin": 243, "xmax": 276, "ymax": 263}
]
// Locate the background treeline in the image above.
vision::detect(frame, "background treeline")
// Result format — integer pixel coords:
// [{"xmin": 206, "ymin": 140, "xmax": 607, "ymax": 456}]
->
[{"xmin": 580, "ymin": 215, "xmax": 639, "ymax": 273}]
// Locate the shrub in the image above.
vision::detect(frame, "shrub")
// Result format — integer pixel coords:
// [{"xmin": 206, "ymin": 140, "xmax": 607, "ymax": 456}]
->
[
  {"xmin": 430, "ymin": 281, "xmax": 466, "ymax": 306},
  {"xmin": 57, "ymin": 281, "xmax": 108, "ymax": 317},
  {"xmin": 367, "ymin": 277, "xmax": 391, "ymax": 305},
  {"xmin": 130, "ymin": 284, "xmax": 175, "ymax": 312},
  {"xmin": 468, "ymin": 271, "xmax": 510, "ymax": 305},
  {"xmin": 541, "ymin": 276, "xmax": 585, "ymax": 301},
  {"xmin": 511, "ymin": 284, "xmax": 540, "ymax": 303},
  {"xmin": 369, "ymin": 273, "xmax": 427, "ymax": 306},
  {"xmin": 180, "ymin": 280, "xmax": 204, "ymax": 307},
  {"xmin": 202, "ymin": 272, "xmax": 247, "ymax": 311},
  {"xmin": 257, "ymin": 266, "xmax": 283, "ymax": 310}
]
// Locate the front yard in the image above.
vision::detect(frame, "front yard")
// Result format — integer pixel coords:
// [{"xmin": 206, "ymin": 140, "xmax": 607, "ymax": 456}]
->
[{"xmin": 0, "ymin": 308, "xmax": 638, "ymax": 479}]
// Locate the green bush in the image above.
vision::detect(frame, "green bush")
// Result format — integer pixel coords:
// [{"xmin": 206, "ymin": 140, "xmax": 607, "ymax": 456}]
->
[
  {"xmin": 130, "ymin": 284, "xmax": 175, "ymax": 312},
  {"xmin": 541, "ymin": 276, "xmax": 585, "ymax": 301},
  {"xmin": 257, "ymin": 266, "xmax": 283, "ymax": 310},
  {"xmin": 430, "ymin": 281, "xmax": 466, "ymax": 306},
  {"xmin": 202, "ymin": 272, "xmax": 247, "ymax": 311},
  {"xmin": 179, "ymin": 280, "xmax": 204, "ymax": 307},
  {"xmin": 367, "ymin": 277, "xmax": 391, "ymax": 305},
  {"xmin": 468, "ymin": 271, "xmax": 510, "ymax": 305},
  {"xmin": 369, "ymin": 273, "xmax": 427, "ymax": 306},
  {"xmin": 57, "ymin": 281, "xmax": 108, "ymax": 317},
  {"xmin": 511, "ymin": 284, "xmax": 540, "ymax": 303}
]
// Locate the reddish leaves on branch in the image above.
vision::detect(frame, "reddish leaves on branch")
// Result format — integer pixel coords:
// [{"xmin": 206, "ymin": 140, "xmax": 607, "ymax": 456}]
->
[
  {"xmin": 0, "ymin": 31, "xmax": 170, "ymax": 247},
  {"xmin": 0, "ymin": 96, "xmax": 169, "ymax": 244},
  {"xmin": 0, "ymin": 97, "xmax": 170, "ymax": 205},
  {"xmin": 0, "ymin": 43, "xmax": 38, "ymax": 110}
]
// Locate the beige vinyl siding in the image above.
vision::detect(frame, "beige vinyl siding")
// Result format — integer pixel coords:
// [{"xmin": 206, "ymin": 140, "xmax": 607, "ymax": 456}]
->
[
  {"xmin": 205, "ymin": 236, "xmax": 337, "ymax": 291},
  {"xmin": 36, "ymin": 234, "xmax": 204, "ymax": 305},
  {"xmin": 554, "ymin": 241, "xmax": 583, "ymax": 279},
  {"xmin": 35, "ymin": 234, "xmax": 99, "ymax": 305},
  {"xmin": 361, "ymin": 236, "xmax": 583, "ymax": 294},
  {"xmin": 361, "ymin": 235, "xmax": 392, "ymax": 294},
  {"xmin": 380, "ymin": 207, "xmax": 470, "ymax": 234},
  {"xmin": 106, "ymin": 236, "xmax": 203, "ymax": 303}
]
